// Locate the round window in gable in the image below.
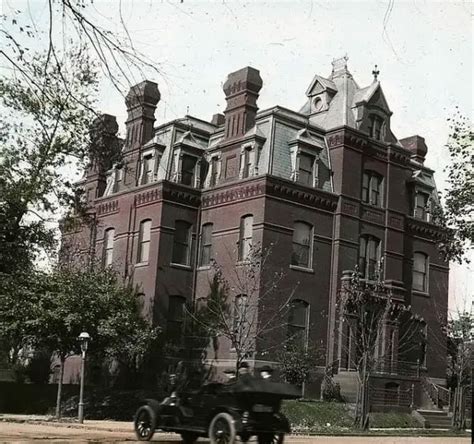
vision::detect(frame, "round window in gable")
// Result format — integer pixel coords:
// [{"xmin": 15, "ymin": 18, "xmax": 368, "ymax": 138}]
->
[{"xmin": 313, "ymin": 97, "xmax": 324, "ymax": 112}]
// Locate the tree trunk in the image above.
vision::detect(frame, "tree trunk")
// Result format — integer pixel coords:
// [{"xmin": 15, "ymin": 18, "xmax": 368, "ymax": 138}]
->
[{"xmin": 55, "ymin": 356, "xmax": 65, "ymax": 419}]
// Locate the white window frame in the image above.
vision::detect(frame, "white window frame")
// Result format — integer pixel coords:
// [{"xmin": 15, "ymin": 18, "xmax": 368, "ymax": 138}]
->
[
  {"xmin": 291, "ymin": 222, "xmax": 313, "ymax": 269},
  {"xmin": 103, "ymin": 228, "xmax": 115, "ymax": 267},
  {"xmin": 137, "ymin": 220, "xmax": 152, "ymax": 264},
  {"xmin": 238, "ymin": 215, "xmax": 253, "ymax": 262}
]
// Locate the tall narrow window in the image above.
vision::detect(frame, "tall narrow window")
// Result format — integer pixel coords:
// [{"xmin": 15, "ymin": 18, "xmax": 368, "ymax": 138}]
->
[
  {"xmin": 238, "ymin": 215, "xmax": 253, "ymax": 261},
  {"xmin": 103, "ymin": 228, "xmax": 115, "ymax": 267},
  {"xmin": 414, "ymin": 192, "xmax": 429, "ymax": 221},
  {"xmin": 209, "ymin": 157, "xmax": 219, "ymax": 187},
  {"xmin": 369, "ymin": 115, "xmax": 384, "ymax": 140},
  {"xmin": 138, "ymin": 220, "xmax": 151, "ymax": 263},
  {"xmin": 200, "ymin": 223, "xmax": 213, "ymax": 266},
  {"xmin": 167, "ymin": 295, "xmax": 185, "ymax": 344},
  {"xmin": 413, "ymin": 252, "xmax": 428, "ymax": 292},
  {"xmin": 359, "ymin": 235, "xmax": 381, "ymax": 280},
  {"xmin": 141, "ymin": 154, "xmax": 154, "ymax": 185},
  {"xmin": 362, "ymin": 171, "xmax": 383, "ymax": 207},
  {"xmin": 291, "ymin": 222, "xmax": 313, "ymax": 268},
  {"xmin": 233, "ymin": 294, "xmax": 249, "ymax": 339},
  {"xmin": 172, "ymin": 221, "xmax": 192, "ymax": 265},
  {"xmin": 242, "ymin": 148, "xmax": 252, "ymax": 179},
  {"xmin": 181, "ymin": 155, "xmax": 197, "ymax": 186},
  {"xmin": 298, "ymin": 152, "xmax": 315, "ymax": 186},
  {"xmin": 114, "ymin": 167, "xmax": 123, "ymax": 193},
  {"xmin": 287, "ymin": 300, "xmax": 309, "ymax": 348}
]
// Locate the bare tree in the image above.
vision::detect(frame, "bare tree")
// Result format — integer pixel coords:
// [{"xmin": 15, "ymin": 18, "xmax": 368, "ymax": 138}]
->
[
  {"xmin": 1, "ymin": 1, "xmax": 161, "ymax": 97},
  {"xmin": 339, "ymin": 264, "xmax": 411, "ymax": 429},
  {"xmin": 191, "ymin": 245, "xmax": 297, "ymax": 377}
]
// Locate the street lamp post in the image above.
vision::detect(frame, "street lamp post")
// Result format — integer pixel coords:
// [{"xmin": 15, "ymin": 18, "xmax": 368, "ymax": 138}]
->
[{"xmin": 78, "ymin": 332, "xmax": 91, "ymax": 424}]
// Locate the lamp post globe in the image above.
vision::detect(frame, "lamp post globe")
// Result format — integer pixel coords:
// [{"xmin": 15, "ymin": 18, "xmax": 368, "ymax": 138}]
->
[{"xmin": 77, "ymin": 331, "xmax": 91, "ymax": 424}]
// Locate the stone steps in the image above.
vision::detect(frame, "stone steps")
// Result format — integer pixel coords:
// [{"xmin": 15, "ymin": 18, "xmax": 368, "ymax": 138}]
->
[{"xmin": 417, "ymin": 409, "xmax": 452, "ymax": 429}]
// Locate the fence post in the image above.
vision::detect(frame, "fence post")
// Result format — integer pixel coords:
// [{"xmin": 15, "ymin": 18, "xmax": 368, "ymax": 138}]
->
[
  {"xmin": 410, "ymin": 383, "xmax": 415, "ymax": 409},
  {"xmin": 416, "ymin": 359, "xmax": 420, "ymax": 378}
]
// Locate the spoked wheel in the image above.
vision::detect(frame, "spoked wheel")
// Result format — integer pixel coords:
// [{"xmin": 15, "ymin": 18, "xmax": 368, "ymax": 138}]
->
[
  {"xmin": 209, "ymin": 412, "xmax": 236, "ymax": 444},
  {"xmin": 257, "ymin": 433, "xmax": 284, "ymax": 444},
  {"xmin": 134, "ymin": 405, "xmax": 157, "ymax": 441},
  {"xmin": 181, "ymin": 431, "xmax": 199, "ymax": 444}
]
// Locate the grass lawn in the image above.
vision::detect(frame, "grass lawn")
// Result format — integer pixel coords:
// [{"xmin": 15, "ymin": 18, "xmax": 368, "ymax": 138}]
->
[{"xmin": 281, "ymin": 400, "xmax": 353, "ymax": 433}]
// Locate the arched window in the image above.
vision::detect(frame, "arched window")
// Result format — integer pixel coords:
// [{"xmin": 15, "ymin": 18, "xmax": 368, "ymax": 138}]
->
[
  {"xmin": 362, "ymin": 171, "xmax": 384, "ymax": 207},
  {"xmin": 103, "ymin": 228, "xmax": 115, "ymax": 267},
  {"xmin": 238, "ymin": 215, "xmax": 253, "ymax": 261},
  {"xmin": 172, "ymin": 220, "xmax": 192, "ymax": 265},
  {"xmin": 167, "ymin": 295, "xmax": 185, "ymax": 344},
  {"xmin": 413, "ymin": 252, "xmax": 429, "ymax": 292},
  {"xmin": 199, "ymin": 223, "xmax": 213, "ymax": 267},
  {"xmin": 291, "ymin": 222, "xmax": 313, "ymax": 269},
  {"xmin": 287, "ymin": 300, "xmax": 309, "ymax": 348},
  {"xmin": 359, "ymin": 235, "xmax": 381, "ymax": 280},
  {"xmin": 137, "ymin": 220, "xmax": 151, "ymax": 263}
]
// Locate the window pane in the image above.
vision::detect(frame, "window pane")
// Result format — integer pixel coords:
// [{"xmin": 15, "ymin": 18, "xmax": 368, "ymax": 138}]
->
[
  {"xmin": 239, "ymin": 216, "xmax": 253, "ymax": 260},
  {"xmin": 141, "ymin": 220, "xmax": 151, "ymax": 242},
  {"xmin": 139, "ymin": 242, "xmax": 150, "ymax": 263},
  {"xmin": 200, "ymin": 224, "xmax": 213, "ymax": 266},
  {"xmin": 413, "ymin": 271, "xmax": 425, "ymax": 291},
  {"xmin": 173, "ymin": 221, "xmax": 191, "ymax": 265},
  {"xmin": 182, "ymin": 155, "xmax": 196, "ymax": 186}
]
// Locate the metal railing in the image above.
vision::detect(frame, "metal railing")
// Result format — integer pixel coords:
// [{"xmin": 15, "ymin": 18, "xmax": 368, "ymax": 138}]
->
[
  {"xmin": 371, "ymin": 358, "xmax": 420, "ymax": 377},
  {"xmin": 421, "ymin": 376, "xmax": 451, "ymax": 410},
  {"xmin": 370, "ymin": 385, "xmax": 414, "ymax": 408}
]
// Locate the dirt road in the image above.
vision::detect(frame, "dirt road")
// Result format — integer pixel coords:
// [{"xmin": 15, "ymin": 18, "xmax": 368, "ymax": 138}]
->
[{"xmin": 0, "ymin": 421, "xmax": 471, "ymax": 443}]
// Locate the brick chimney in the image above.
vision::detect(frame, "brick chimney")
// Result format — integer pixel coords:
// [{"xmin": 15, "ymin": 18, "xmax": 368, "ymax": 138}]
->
[
  {"xmin": 400, "ymin": 135, "xmax": 428, "ymax": 164},
  {"xmin": 223, "ymin": 67, "xmax": 263, "ymax": 139},
  {"xmin": 85, "ymin": 114, "xmax": 120, "ymax": 199},
  {"xmin": 125, "ymin": 80, "xmax": 160, "ymax": 148}
]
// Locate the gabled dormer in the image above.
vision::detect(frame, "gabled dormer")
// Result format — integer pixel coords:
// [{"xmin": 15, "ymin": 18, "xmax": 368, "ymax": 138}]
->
[
  {"xmin": 304, "ymin": 74, "xmax": 338, "ymax": 116},
  {"xmin": 353, "ymin": 81, "xmax": 397, "ymax": 143}
]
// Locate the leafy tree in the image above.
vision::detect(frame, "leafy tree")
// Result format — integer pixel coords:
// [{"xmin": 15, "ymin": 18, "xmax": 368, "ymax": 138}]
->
[
  {"xmin": 35, "ymin": 266, "xmax": 160, "ymax": 418},
  {"xmin": 277, "ymin": 342, "xmax": 320, "ymax": 388},
  {"xmin": 446, "ymin": 309, "xmax": 472, "ymax": 429},
  {"xmin": 0, "ymin": 47, "xmax": 99, "ymax": 275},
  {"xmin": 433, "ymin": 112, "xmax": 473, "ymax": 263},
  {"xmin": 0, "ymin": 270, "xmax": 45, "ymax": 376}
]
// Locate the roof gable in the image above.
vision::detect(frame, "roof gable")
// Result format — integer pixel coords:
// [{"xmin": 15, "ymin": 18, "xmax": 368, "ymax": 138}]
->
[{"xmin": 305, "ymin": 74, "xmax": 337, "ymax": 97}]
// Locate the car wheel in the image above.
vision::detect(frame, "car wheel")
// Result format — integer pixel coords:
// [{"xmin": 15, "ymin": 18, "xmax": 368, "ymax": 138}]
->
[
  {"xmin": 181, "ymin": 431, "xmax": 198, "ymax": 444},
  {"xmin": 134, "ymin": 405, "xmax": 157, "ymax": 441},
  {"xmin": 209, "ymin": 412, "xmax": 236, "ymax": 444},
  {"xmin": 257, "ymin": 433, "xmax": 284, "ymax": 444}
]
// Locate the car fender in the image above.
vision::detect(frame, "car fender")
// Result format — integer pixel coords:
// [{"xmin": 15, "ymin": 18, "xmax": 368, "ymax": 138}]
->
[{"xmin": 143, "ymin": 398, "xmax": 162, "ymax": 416}]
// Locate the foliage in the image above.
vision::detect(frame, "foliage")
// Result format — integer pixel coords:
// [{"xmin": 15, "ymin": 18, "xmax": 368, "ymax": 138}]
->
[
  {"xmin": 433, "ymin": 112, "xmax": 473, "ymax": 263},
  {"xmin": 0, "ymin": 270, "xmax": 45, "ymax": 369},
  {"xmin": 280, "ymin": 400, "xmax": 353, "ymax": 433},
  {"xmin": 277, "ymin": 342, "xmax": 320, "ymax": 387},
  {"xmin": 0, "ymin": 48, "xmax": 99, "ymax": 275}
]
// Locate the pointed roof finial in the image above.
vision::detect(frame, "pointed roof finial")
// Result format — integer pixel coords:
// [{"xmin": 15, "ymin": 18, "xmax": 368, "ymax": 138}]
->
[{"xmin": 372, "ymin": 64, "xmax": 380, "ymax": 81}]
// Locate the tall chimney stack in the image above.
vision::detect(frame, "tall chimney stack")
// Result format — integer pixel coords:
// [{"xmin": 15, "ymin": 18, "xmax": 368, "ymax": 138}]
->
[
  {"xmin": 223, "ymin": 67, "xmax": 263, "ymax": 140},
  {"xmin": 125, "ymin": 80, "xmax": 160, "ymax": 148}
]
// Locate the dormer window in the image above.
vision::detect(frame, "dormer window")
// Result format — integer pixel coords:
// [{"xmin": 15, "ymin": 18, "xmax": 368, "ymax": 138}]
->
[
  {"xmin": 297, "ymin": 152, "xmax": 318, "ymax": 187},
  {"xmin": 114, "ymin": 167, "xmax": 123, "ymax": 193},
  {"xmin": 414, "ymin": 191, "xmax": 430, "ymax": 221},
  {"xmin": 140, "ymin": 149, "xmax": 160, "ymax": 185},
  {"xmin": 240, "ymin": 146, "xmax": 253, "ymax": 179},
  {"xmin": 181, "ymin": 154, "xmax": 197, "ymax": 186},
  {"xmin": 369, "ymin": 114, "xmax": 385, "ymax": 141}
]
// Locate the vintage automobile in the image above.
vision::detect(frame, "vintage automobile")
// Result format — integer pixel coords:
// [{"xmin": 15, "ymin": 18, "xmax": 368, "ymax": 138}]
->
[{"xmin": 133, "ymin": 375, "xmax": 300, "ymax": 443}]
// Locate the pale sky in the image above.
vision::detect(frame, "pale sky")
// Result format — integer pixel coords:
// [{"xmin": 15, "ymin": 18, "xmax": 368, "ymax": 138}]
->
[{"xmin": 1, "ymin": 0, "xmax": 473, "ymax": 311}]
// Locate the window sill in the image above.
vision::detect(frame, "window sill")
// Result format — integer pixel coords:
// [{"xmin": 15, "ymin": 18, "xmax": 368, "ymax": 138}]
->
[
  {"xmin": 290, "ymin": 265, "xmax": 314, "ymax": 274},
  {"xmin": 135, "ymin": 262, "xmax": 149, "ymax": 268},
  {"xmin": 236, "ymin": 260, "xmax": 251, "ymax": 266},
  {"xmin": 170, "ymin": 262, "xmax": 193, "ymax": 271},
  {"xmin": 197, "ymin": 265, "xmax": 211, "ymax": 271},
  {"xmin": 362, "ymin": 202, "xmax": 384, "ymax": 209},
  {"xmin": 412, "ymin": 289, "xmax": 430, "ymax": 298}
]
